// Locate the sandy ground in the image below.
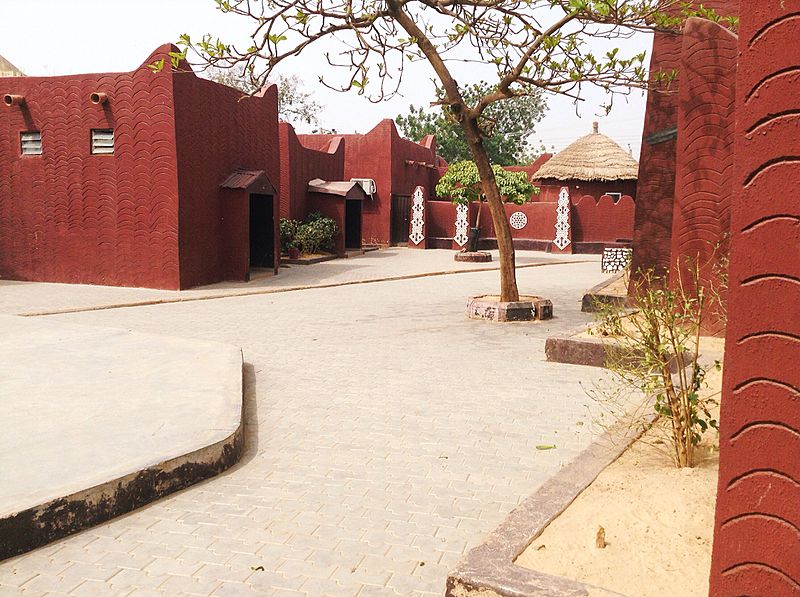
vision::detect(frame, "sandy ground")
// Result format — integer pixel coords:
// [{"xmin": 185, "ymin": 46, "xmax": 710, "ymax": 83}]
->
[{"xmin": 515, "ymin": 338, "xmax": 725, "ymax": 597}]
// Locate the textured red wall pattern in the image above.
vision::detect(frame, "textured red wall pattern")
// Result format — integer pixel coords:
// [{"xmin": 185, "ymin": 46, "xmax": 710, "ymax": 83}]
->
[
  {"xmin": 172, "ymin": 70, "xmax": 280, "ymax": 288},
  {"xmin": 710, "ymin": 2, "xmax": 800, "ymax": 595},
  {"xmin": 628, "ymin": 0, "xmax": 739, "ymax": 291},
  {"xmin": 0, "ymin": 45, "xmax": 281, "ymax": 290},
  {"xmin": 0, "ymin": 47, "xmax": 181, "ymax": 289},
  {"xmin": 670, "ymin": 19, "xmax": 737, "ymax": 336}
]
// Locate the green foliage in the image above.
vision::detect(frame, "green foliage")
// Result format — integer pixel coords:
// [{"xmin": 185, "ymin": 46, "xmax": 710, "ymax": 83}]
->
[
  {"xmin": 282, "ymin": 212, "xmax": 339, "ymax": 255},
  {"xmin": 591, "ymin": 265, "xmax": 720, "ymax": 468},
  {"xmin": 396, "ymin": 82, "xmax": 547, "ymax": 166},
  {"xmin": 279, "ymin": 218, "xmax": 301, "ymax": 252},
  {"xmin": 436, "ymin": 161, "xmax": 537, "ymax": 205}
]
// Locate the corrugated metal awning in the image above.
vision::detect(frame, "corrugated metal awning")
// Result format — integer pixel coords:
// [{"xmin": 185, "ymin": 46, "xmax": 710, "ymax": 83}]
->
[
  {"xmin": 308, "ymin": 178, "xmax": 367, "ymax": 199},
  {"xmin": 220, "ymin": 169, "xmax": 276, "ymax": 194}
]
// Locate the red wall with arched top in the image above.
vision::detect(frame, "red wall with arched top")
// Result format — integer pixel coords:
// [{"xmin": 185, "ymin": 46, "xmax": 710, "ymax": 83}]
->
[
  {"xmin": 710, "ymin": 2, "xmax": 800, "ymax": 594},
  {"xmin": 0, "ymin": 47, "xmax": 181, "ymax": 289},
  {"xmin": 571, "ymin": 194, "xmax": 635, "ymax": 243}
]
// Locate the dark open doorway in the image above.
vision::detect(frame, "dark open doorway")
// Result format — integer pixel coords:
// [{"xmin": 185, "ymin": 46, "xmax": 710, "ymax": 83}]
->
[
  {"xmin": 390, "ymin": 194, "xmax": 411, "ymax": 245},
  {"xmin": 345, "ymin": 199, "xmax": 362, "ymax": 249},
  {"xmin": 249, "ymin": 194, "xmax": 274, "ymax": 271}
]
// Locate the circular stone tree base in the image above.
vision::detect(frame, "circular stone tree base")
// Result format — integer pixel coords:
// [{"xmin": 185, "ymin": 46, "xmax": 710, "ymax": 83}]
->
[
  {"xmin": 465, "ymin": 295, "xmax": 553, "ymax": 322},
  {"xmin": 454, "ymin": 251, "xmax": 492, "ymax": 263}
]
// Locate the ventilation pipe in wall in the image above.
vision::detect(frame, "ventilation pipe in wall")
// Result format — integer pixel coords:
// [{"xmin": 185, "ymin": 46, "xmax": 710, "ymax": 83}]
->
[
  {"xmin": 3, "ymin": 94, "xmax": 24, "ymax": 107},
  {"xmin": 90, "ymin": 92, "xmax": 108, "ymax": 105}
]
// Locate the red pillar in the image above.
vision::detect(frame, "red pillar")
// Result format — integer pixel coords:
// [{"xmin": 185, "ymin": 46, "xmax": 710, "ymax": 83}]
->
[
  {"xmin": 710, "ymin": 2, "xmax": 800, "ymax": 594},
  {"xmin": 669, "ymin": 18, "xmax": 738, "ymax": 336}
]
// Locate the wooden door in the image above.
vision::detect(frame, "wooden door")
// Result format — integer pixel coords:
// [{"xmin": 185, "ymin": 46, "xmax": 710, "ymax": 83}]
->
[{"xmin": 390, "ymin": 195, "xmax": 411, "ymax": 245}]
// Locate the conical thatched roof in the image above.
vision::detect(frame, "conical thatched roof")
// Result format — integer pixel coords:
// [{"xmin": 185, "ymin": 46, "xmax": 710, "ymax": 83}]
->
[
  {"xmin": 0, "ymin": 54, "xmax": 24, "ymax": 77},
  {"xmin": 535, "ymin": 122, "xmax": 638, "ymax": 182}
]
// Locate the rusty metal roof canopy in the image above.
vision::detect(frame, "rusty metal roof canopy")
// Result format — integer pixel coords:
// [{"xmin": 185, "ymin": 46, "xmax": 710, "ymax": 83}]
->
[
  {"xmin": 220, "ymin": 169, "xmax": 276, "ymax": 195},
  {"xmin": 308, "ymin": 178, "xmax": 367, "ymax": 200}
]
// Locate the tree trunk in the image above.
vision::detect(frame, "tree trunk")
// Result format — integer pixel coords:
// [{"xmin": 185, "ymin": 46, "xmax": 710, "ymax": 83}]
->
[
  {"xmin": 464, "ymin": 125, "xmax": 520, "ymax": 302},
  {"xmin": 386, "ymin": 2, "xmax": 519, "ymax": 301}
]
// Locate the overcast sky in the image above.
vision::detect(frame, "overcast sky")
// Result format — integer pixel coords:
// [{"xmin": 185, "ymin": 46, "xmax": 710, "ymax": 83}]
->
[{"xmin": 0, "ymin": 0, "xmax": 652, "ymax": 159}]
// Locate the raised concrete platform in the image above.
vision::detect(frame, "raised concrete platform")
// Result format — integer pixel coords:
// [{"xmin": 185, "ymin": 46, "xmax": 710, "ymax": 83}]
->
[{"xmin": 0, "ymin": 315, "xmax": 243, "ymax": 560}]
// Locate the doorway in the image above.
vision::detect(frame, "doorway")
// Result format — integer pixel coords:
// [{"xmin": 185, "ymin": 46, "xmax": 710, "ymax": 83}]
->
[
  {"xmin": 345, "ymin": 199, "xmax": 362, "ymax": 249},
  {"xmin": 249, "ymin": 194, "xmax": 274, "ymax": 271},
  {"xmin": 390, "ymin": 195, "xmax": 411, "ymax": 245}
]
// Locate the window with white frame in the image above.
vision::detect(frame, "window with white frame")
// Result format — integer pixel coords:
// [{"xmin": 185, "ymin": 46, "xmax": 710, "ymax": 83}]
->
[
  {"xmin": 607, "ymin": 192, "xmax": 622, "ymax": 202},
  {"xmin": 20, "ymin": 131, "xmax": 42, "ymax": 155},
  {"xmin": 91, "ymin": 129, "xmax": 114, "ymax": 155}
]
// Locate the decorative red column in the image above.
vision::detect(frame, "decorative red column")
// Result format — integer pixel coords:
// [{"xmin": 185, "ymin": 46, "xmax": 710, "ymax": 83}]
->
[
  {"xmin": 669, "ymin": 18, "xmax": 738, "ymax": 336},
  {"xmin": 629, "ymin": 0, "xmax": 739, "ymax": 291},
  {"xmin": 710, "ymin": 1, "xmax": 800, "ymax": 594}
]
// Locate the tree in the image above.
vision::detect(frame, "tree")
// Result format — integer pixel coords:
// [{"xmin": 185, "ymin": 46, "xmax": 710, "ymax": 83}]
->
[
  {"xmin": 396, "ymin": 82, "xmax": 547, "ymax": 166},
  {"xmin": 436, "ymin": 161, "xmax": 537, "ymax": 205},
  {"xmin": 206, "ymin": 65, "xmax": 323, "ymax": 129},
  {"xmin": 171, "ymin": 0, "xmax": 723, "ymax": 302}
]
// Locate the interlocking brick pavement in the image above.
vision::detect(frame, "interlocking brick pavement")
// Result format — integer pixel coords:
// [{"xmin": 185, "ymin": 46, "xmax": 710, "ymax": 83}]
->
[{"xmin": 1, "ymin": 257, "xmax": 610, "ymax": 596}]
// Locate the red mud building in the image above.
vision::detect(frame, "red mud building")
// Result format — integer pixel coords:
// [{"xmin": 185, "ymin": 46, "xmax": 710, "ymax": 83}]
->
[{"xmin": 0, "ymin": 45, "xmax": 280, "ymax": 290}]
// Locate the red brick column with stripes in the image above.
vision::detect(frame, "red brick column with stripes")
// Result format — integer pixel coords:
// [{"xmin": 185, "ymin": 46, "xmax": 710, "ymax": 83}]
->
[{"xmin": 710, "ymin": 1, "xmax": 800, "ymax": 594}]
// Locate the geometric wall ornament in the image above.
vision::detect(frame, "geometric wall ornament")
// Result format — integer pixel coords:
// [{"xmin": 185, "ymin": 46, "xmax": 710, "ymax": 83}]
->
[
  {"xmin": 454, "ymin": 203, "xmax": 470, "ymax": 247},
  {"xmin": 509, "ymin": 211, "xmax": 528, "ymax": 230},
  {"xmin": 553, "ymin": 186, "xmax": 571, "ymax": 250},
  {"xmin": 601, "ymin": 247, "xmax": 632, "ymax": 273},
  {"xmin": 409, "ymin": 185, "xmax": 425, "ymax": 245}
]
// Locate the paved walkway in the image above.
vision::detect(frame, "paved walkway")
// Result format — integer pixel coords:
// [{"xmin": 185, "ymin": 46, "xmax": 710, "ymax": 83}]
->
[
  {"xmin": 1, "ymin": 253, "xmax": 609, "ymax": 596},
  {"xmin": 0, "ymin": 248, "xmax": 592, "ymax": 316}
]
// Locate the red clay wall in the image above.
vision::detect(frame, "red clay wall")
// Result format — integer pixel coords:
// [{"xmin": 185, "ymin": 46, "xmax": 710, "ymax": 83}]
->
[
  {"xmin": 426, "ymin": 200, "xmax": 456, "ymax": 239},
  {"xmin": 279, "ymin": 123, "xmax": 344, "ymax": 221},
  {"xmin": 629, "ymin": 0, "xmax": 739, "ymax": 286},
  {"xmin": 0, "ymin": 47, "xmax": 181, "ymax": 288},
  {"xmin": 710, "ymin": 3, "xmax": 800, "ymax": 594},
  {"xmin": 670, "ymin": 18, "xmax": 737, "ymax": 336},
  {"xmin": 172, "ymin": 70, "xmax": 280, "ymax": 288},
  {"xmin": 300, "ymin": 119, "xmax": 437, "ymax": 245},
  {"xmin": 571, "ymin": 194, "xmax": 635, "ymax": 243},
  {"xmin": 539, "ymin": 179, "xmax": 637, "ymax": 203}
]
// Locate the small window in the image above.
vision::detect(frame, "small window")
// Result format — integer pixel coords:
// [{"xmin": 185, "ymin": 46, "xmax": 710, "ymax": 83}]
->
[
  {"xmin": 20, "ymin": 131, "xmax": 42, "ymax": 155},
  {"xmin": 91, "ymin": 129, "xmax": 114, "ymax": 155},
  {"xmin": 607, "ymin": 192, "xmax": 622, "ymax": 202}
]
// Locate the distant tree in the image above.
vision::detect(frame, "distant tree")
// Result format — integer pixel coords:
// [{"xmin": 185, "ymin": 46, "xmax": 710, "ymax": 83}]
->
[
  {"xmin": 436, "ymin": 161, "xmax": 537, "ymax": 205},
  {"xmin": 396, "ymin": 82, "xmax": 547, "ymax": 166},
  {"xmin": 437, "ymin": 160, "xmax": 538, "ymax": 235},
  {"xmin": 206, "ymin": 66, "xmax": 323, "ymax": 129}
]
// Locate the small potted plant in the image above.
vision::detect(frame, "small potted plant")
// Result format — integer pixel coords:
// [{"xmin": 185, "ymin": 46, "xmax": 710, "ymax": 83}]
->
[{"xmin": 287, "ymin": 242, "xmax": 300, "ymax": 260}]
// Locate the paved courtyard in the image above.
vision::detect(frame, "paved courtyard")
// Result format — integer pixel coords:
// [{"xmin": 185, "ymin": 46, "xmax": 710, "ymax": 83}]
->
[{"xmin": 1, "ymin": 251, "xmax": 609, "ymax": 596}]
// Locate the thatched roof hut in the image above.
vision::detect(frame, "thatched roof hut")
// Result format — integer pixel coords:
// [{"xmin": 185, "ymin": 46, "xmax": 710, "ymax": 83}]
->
[
  {"xmin": 535, "ymin": 122, "xmax": 638, "ymax": 182},
  {"xmin": 0, "ymin": 54, "xmax": 24, "ymax": 77}
]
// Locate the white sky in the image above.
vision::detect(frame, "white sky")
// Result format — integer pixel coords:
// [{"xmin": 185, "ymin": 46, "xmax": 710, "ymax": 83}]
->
[{"xmin": 0, "ymin": 0, "xmax": 652, "ymax": 159}]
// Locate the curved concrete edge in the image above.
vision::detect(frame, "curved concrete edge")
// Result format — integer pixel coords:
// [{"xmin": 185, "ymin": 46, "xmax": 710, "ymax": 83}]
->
[
  {"xmin": 0, "ymin": 359, "xmax": 245, "ymax": 562},
  {"xmin": 445, "ymin": 411, "xmax": 649, "ymax": 597},
  {"xmin": 581, "ymin": 272, "xmax": 627, "ymax": 313}
]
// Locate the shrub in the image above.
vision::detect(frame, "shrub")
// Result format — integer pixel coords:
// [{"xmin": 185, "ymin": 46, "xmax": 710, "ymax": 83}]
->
[
  {"xmin": 591, "ymin": 264, "xmax": 720, "ymax": 468},
  {"xmin": 279, "ymin": 218, "xmax": 301, "ymax": 253},
  {"xmin": 294, "ymin": 214, "xmax": 338, "ymax": 254}
]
